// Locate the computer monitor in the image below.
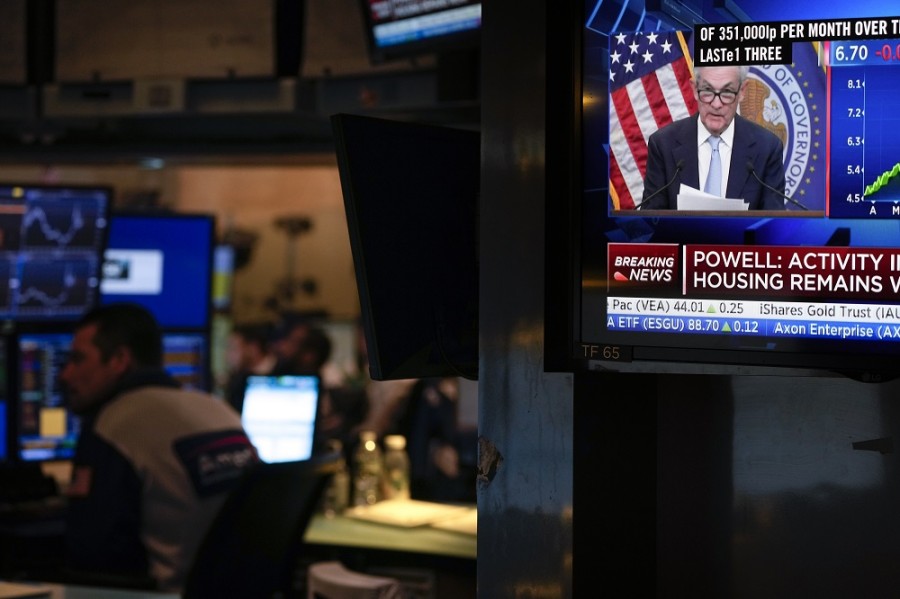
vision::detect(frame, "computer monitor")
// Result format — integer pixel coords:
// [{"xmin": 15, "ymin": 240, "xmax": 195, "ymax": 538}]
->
[
  {"xmin": 101, "ymin": 212, "xmax": 215, "ymax": 330},
  {"xmin": 240, "ymin": 374, "xmax": 320, "ymax": 463},
  {"xmin": 15, "ymin": 331, "xmax": 78, "ymax": 462},
  {"xmin": 162, "ymin": 331, "xmax": 210, "ymax": 391},
  {"xmin": 0, "ymin": 184, "xmax": 111, "ymax": 323}
]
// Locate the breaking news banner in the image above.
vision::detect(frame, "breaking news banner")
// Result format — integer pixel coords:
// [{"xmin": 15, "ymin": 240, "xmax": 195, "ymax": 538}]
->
[
  {"xmin": 694, "ymin": 17, "xmax": 900, "ymax": 66},
  {"xmin": 609, "ymin": 243, "xmax": 900, "ymax": 301}
]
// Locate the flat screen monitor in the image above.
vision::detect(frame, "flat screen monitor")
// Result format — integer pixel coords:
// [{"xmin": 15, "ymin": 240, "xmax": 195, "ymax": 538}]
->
[
  {"xmin": 240, "ymin": 374, "xmax": 320, "ymax": 463},
  {"xmin": 16, "ymin": 331, "xmax": 78, "ymax": 462},
  {"xmin": 0, "ymin": 184, "xmax": 110, "ymax": 323},
  {"xmin": 163, "ymin": 331, "xmax": 210, "ymax": 392},
  {"xmin": 101, "ymin": 212, "xmax": 214, "ymax": 330},
  {"xmin": 359, "ymin": 0, "xmax": 481, "ymax": 63},
  {"xmin": 332, "ymin": 113, "xmax": 479, "ymax": 381},
  {"xmin": 212, "ymin": 244, "xmax": 235, "ymax": 312},
  {"xmin": 559, "ymin": 1, "xmax": 900, "ymax": 380}
]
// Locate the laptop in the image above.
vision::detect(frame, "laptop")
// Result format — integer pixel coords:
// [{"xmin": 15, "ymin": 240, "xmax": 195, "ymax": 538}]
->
[{"xmin": 240, "ymin": 374, "xmax": 320, "ymax": 463}]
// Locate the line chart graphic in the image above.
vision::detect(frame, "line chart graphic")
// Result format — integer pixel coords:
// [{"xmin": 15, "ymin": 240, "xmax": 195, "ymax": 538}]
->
[
  {"xmin": 15, "ymin": 258, "xmax": 94, "ymax": 317},
  {"xmin": 22, "ymin": 198, "xmax": 104, "ymax": 249},
  {"xmin": 0, "ymin": 185, "xmax": 110, "ymax": 321},
  {"xmin": 864, "ymin": 162, "xmax": 900, "ymax": 196},
  {"xmin": 829, "ymin": 39, "xmax": 900, "ymax": 218}
]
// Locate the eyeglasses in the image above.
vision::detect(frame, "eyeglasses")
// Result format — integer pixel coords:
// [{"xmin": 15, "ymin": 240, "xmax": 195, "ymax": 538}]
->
[{"xmin": 697, "ymin": 88, "xmax": 738, "ymax": 105}]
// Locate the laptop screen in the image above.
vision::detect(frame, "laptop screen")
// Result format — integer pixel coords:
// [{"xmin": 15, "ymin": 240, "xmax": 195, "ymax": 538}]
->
[{"xmin": 240, "ymin": 374, "xmax": 320, "ymax": 463}]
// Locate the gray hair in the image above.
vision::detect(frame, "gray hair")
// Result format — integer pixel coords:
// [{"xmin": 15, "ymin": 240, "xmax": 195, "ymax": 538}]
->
[{"xmin": 694, "ymin": 65, "xmax": 749, "ymax": 84}]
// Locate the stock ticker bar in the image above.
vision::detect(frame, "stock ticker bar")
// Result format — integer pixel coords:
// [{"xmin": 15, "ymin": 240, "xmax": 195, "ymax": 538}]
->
[
  {"xmin": 606, "ymin": 243, "xmax": 900, "ymax": 343},
  {"xmin": 693, "ymin": 17, "xmax": 900, "ymax": 66},
  {"xmin": 606, "ymin": 297, "xmax": 898, "ymax": 341}
]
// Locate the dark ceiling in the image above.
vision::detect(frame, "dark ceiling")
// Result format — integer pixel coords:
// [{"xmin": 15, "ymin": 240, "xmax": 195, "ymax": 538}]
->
[{"xmin": 0, "ymin": 0, "xmax": 480, "ymax": 163}]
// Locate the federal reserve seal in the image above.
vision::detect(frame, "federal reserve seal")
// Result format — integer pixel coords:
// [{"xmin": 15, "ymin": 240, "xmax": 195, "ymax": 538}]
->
[{"xmin": 742, "ymin": 44, "xmax": 826, "ymax": 209}]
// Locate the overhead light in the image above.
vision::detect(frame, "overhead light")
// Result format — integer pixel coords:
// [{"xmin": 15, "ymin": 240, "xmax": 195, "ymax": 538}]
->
[{"xmin": 140, "ymin": 157, "xmax": 165, "ymax": 170}]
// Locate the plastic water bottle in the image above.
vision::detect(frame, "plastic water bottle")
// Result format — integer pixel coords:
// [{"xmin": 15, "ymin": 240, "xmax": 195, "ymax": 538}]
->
[
  {"xmin": 352, "ymin": 430, "xmax": 383, "ymax": 506},
  {"xmin": 321, "ymin": 439, "xmax": 350, "ymax": 517},
  {"xmin": 382, "ymin": 434, "xmax": 411, "ymax": 500}
]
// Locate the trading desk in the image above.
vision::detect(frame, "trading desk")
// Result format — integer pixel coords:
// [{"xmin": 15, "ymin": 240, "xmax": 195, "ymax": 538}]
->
[
  {"xmin": 304, "ymin": 509, "xmax": 477, "ymax": 560},
  {"xmin": 0, "ymin": 493, "xmax": 477, "ymax": 599},
  {"xmin": 302, "ymin": 507, "xmax": 476, "ymax": 599}
]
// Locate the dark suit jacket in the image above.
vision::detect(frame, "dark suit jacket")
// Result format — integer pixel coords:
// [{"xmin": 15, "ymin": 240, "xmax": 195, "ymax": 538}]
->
[{"xmin": 641, "ymin": 113, "xmax": 787, "ymax": 210}]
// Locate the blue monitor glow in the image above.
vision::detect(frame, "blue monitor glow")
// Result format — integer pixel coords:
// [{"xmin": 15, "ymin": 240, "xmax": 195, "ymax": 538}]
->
[
  {"xmin": 100, "ymin": 212, "xmax": 214, "ymax": 330},
  {"xmin": 359, "ymin": 0, "xmax": 481, "ymax": 63},
  {"xmin": 559, "ymin": 2, "xmax": 900, "ymax": 381},
  {"xmin": 0, "ymin": 184, "xmax": 110, "ymax": 323}
]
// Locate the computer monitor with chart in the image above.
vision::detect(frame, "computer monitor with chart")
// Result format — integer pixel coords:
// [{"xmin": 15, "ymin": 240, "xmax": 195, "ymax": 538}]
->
[{"xmin": 0, "ymin": 184, "xmax": 110, "ymax": 323}]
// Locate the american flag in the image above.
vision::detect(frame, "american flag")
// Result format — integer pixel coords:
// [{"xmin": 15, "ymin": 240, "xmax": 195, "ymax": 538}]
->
[{"xmin": 609, "ymin": 31, "xmax": 696, "ymax": 210}]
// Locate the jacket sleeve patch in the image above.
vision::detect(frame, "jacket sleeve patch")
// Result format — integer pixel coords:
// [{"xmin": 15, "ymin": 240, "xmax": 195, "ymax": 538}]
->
[{"xmin": 173, "ymin": 430, "xmax": 258, "ymax": 497}]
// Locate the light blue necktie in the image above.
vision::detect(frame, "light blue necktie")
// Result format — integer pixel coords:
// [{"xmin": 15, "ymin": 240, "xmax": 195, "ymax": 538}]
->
[{"xmin": 704, "ymin": 135, "xmax": 721, "ymax": 196}]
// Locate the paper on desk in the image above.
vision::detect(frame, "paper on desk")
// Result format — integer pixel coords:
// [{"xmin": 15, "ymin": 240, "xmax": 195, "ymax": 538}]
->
[
  {"xmin": 677, "ymin": 184, "xmax": 749, "ymax": 211},
  {"xmin": 429, "ymin": 507, "xmax": 477, "ymax": 536},
  {"xmin": 344, "ymin": 499, "xmax": 471, "ymax": 528}
]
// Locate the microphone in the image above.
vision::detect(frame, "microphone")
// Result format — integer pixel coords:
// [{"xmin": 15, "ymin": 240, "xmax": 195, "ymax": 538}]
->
[
  {"xmin": 745, "ymin": 161, "xmax": 809, "ymax": 211},
  {"xmin": 638, "ymin": 159, "xmax": 684, "ymax": 210}
]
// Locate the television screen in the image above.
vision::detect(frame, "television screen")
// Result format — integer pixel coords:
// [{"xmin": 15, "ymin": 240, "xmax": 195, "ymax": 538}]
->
[
  {"xmin": 100, "ymin": 212, "xmax": 214, "ymax": 330},
  {"xmin": 359, "ymin": 0, "xmax": 481, "ymax": 63},
  {"xmin": 565, "ymin": 2, "xmax": 900, "ymax": 380},
  {"xmin": 332, "ymin": 113, "xmax": 479, "ymax": 381},
  {"xmin": 0, "ymin": 184, "xmax": 110, "ymax": 323}
]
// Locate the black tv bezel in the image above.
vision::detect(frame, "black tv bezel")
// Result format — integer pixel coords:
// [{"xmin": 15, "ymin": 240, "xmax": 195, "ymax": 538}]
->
[
  {"xmin": 332, "ymin": 112, "xmax": 479, "ymax": 382},
  {"xmin": 546, "ymin": 3, "xmax": 900, "ymax": 383},
  {"xmin": 357, "ymin": 0, "xmax": 482, "ymax": 64}
]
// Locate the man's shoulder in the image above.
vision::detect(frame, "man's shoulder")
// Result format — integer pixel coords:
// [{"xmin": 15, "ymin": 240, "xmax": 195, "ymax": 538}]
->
[{"xmin": 98, "ymin": 386, "xmax": 239, "ymax": 432}]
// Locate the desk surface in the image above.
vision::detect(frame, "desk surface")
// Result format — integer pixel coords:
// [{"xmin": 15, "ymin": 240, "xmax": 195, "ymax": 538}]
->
[
  {"xmin": 303, "ymin": 509, "xmax": 477, "ymax": 560},
  {"xmin": 0, "ymin": 581, "xmax": 177, "ymax": 599}
]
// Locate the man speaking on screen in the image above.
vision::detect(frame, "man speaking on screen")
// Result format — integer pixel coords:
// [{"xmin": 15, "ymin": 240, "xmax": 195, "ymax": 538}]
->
[{"xmin": 640, "ymin": 64, "xmax": 787, "ymax": 211}]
